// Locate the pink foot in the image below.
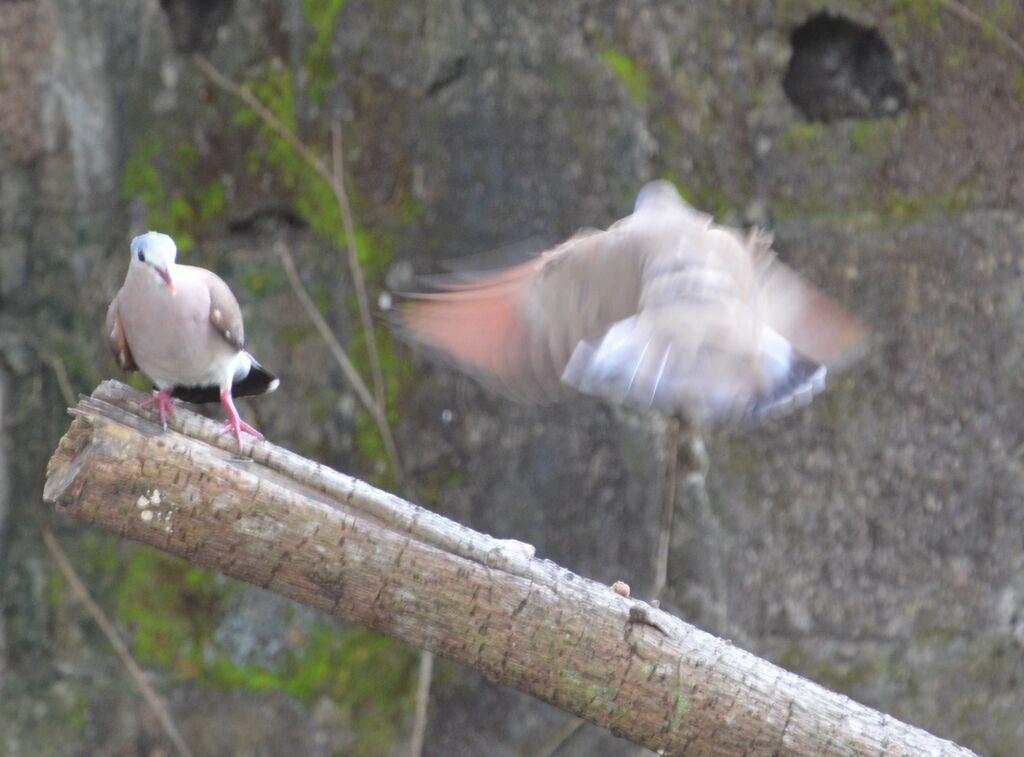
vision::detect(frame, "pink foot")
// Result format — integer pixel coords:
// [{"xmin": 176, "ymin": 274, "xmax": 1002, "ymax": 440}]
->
[
  {"xmin": 141, "ymin": 389, "xmax": 175, "ymax": 429},
  {"xmin": 218, "ymin": 417, "xmax": 265, "ymax": 449},
  {"xmin": 219, "ymin": 389, "xmax": 264, "ymax": 451}
]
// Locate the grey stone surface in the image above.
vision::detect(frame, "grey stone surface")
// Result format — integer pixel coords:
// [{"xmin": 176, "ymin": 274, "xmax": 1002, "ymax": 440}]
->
[{"xmin": 2, "ymin": 0, "xmax": 1023, "ymax": 754}]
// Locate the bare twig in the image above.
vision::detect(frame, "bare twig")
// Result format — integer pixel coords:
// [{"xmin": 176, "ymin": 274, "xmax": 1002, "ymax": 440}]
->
[
  {"xmin": 331, "ymin": 122, "xmax": 387, "ymax": 412},
  {"xmin": 194, "ymin": 53, "xmax": 388, "ymax": 426},
  {"xmin": 194, "ymin": 53, "xmax": 406, "ymax": 487},
  {"xmin": 278, "ymin": 244, "xmax": 407, "ymax": 491},
  {"xmin": 408, "ymin": 650, "xmax": 434, "ymax": 756},
  {"xmin": 277, "ymin": 244, "xmax": 375, "ymax": 411},
  {"xmin": 685, "ymin": 432, "xmax": 729, "ymax": 633},
  {"xmin": 43, "ymin": 355, "xmax": 195, "ymax": 757},
  {"xmin": 651, "ymin": 421, "xmax": 730, "ymax": 633},
  {"xmin": 195, "ymin": 52, "xmax": 421, "ymax": 751},
  {"xmin": 41, "ymin": 525, "xmax": 195, "ymax": 757},
  {"xmin": 331, "ymin": 120, "xmax": 430, "ymax": 757},
  {"xmin": 193, "ymin": 54, "xmax": 335, "ymax": 194},
  {"xmin": 43, "ymin": 351, "xmax": 79, "ymax": 408},
  {"xmin": 936, "ymin": 0, "xmax": 1024, "ymax": 66},
  {"xmin": 651, "ymin": 417, "xmax": 681, "ymax": 602}
]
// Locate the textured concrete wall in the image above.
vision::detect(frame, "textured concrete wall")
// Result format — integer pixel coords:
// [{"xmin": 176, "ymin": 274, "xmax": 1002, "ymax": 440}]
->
[{"xmin": 2, "ymin": 0, "xmax": 1023, "ymax": 754}]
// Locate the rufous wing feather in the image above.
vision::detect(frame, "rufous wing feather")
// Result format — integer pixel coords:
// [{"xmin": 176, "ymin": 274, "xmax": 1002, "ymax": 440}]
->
[
  {"xmin": 757, "ymin": 260, "xmax": 867, "ymax": 370},
  {"xmin": 398, "ymin": 259, "xmax": 544, "ymax": 395}
]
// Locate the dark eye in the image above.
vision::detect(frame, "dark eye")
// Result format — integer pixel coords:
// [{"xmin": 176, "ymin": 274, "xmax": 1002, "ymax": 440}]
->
[{"xmin": 137, "ymin": 250, "xmax": 145, "ymax": 262}]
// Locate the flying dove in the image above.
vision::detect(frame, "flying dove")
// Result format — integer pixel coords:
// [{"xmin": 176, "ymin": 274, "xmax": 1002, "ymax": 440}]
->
[
  {"xmin": 398, "ymin": 181, "xmax": 865, "ymax": 423},
  {"xmin": 106, "ymin": 231, "xmax": 279, "ymax": 448}
]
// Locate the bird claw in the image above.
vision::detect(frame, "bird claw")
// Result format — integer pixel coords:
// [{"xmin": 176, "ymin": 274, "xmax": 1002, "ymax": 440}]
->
[
  {"xmin": 217, "ymin": 389, "xmax": 265, "ymax": 451},
  {"xmin": 141, "ymin": 390, "xmax": 175, "ymax": 429},
  {"xmin": 218, "ymin": 418, "xmax": 264, "ymax": 450}
]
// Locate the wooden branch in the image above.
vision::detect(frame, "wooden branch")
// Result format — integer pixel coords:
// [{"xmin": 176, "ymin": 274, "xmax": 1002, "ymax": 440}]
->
[{"xmin": 44, "ymin": 382, "xmax": 976, "ymax": 757}]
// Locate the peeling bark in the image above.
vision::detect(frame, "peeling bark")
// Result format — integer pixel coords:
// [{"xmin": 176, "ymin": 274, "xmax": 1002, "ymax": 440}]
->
[{"xmin": 44, "ymin": 381, "xmax": 975, "ymax": 757}]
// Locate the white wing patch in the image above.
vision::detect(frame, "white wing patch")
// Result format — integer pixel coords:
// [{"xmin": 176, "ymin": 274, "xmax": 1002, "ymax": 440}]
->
[{"xmin": 561, "ymin": 320, "xmax": 827, "ymax": 421}]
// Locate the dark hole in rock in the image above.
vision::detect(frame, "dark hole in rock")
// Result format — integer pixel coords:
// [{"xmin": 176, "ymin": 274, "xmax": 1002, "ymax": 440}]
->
[
  {"xmin": 783, "ymin": 11, "xmax": 907, "ymax": 122},
  {"xmin": 159, "ymin": 0, "xmax": 234, "ymax": 54},
  {"xmin": 228, "ymin": 207, "xmax": 308, "ymax": 235}
]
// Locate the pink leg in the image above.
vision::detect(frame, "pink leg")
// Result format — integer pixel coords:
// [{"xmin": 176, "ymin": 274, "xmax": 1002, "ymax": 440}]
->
[
  {"xmin": 141, "ymin": 389, "xmax": 176, "ymax": 429},
  {"xmin": 218, "ymin": 389, "xmax": 264, "ymax": 450}
]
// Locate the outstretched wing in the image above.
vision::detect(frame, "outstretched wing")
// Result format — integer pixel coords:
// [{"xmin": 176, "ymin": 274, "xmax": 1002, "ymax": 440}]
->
[
  {"xmin": 398, "ymin": 181, "xmax": 865, "ymax": 421},
  {"xmin": 397, "ymin": 227, "xmax": 645, "ymax": 401},
  {"xmin": 562, "ymin": 218, "xmax": 864, "ymax": 421}
]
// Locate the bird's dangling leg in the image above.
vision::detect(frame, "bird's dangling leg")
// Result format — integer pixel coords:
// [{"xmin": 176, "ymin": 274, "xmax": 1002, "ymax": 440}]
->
[
  {"xmin": 141, "ymin": 389, "xmax": 176, "ymax": 429},
  {"xmin": 218, "ymin": 389, "xmax": 264, "ymax": 450}
]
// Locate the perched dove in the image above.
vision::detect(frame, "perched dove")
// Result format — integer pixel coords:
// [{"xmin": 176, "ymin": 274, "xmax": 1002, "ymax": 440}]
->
[
  {"xmin": 398, "ymin": 181, "xmax": 865, "ymax": 423},
  {"xmin": 106, "ymin": 231, "xmax": 279, "ymax": 448}
]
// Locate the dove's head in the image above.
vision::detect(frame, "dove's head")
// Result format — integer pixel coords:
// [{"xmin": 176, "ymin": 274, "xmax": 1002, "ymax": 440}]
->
[
  {"xmin": 130, "ymin": 231, "xmax": 178, "ymax": 296},
  {"xmin": 633, "ymin": 180, "xmax": 683, "ymax": 213}
]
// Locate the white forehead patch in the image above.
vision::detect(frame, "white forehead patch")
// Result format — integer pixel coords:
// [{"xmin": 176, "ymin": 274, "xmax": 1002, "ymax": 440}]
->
[
  {"xmin": 634, "ymin": 180, "xmax": 681, "ymax": 212},
  {"xmin": 130, "ymin": 231, "xmax": 178, "ymax": 264}
]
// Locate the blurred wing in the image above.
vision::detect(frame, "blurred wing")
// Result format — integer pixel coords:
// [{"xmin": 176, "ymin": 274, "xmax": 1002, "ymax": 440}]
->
[
  {"xmin": 397, "ymin": 256, "xmax": 545, "ymax": 398},
  {"xmin": 559, "ymin": 222, "xmax": 766, "ymax": 420},
  {"xmin": 560, "ymin": 219, "xmax": 857, "ymax": 422},
  {"xmin": 396, "ymin": 228, "xmax": 645, "ymax": 401},
  {"xmin": 398, "ymin": 180, "xmax": 866, "ymax": 421},
  {"xmin": 756, "ymin": 256, "xmax": 867, "ymax": 370}
]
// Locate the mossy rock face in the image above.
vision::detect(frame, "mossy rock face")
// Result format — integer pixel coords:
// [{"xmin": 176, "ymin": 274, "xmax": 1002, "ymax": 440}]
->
[
  {"xmin": 6, "ymin": 0, "xmax": 1024, "ymax": 755},
  {"xmin": 112, "ymin": 547, "xmax": 415, "ymax": 754},
  {"xmin": 600, "ymin": 47, "xmax": 652, "ymax": 105}
]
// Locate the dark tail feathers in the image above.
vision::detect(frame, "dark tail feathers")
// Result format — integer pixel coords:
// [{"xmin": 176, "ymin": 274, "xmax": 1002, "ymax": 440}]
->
[{"xmin": 169, "ymin": 354, "xmax": 280, "ymax": 405}]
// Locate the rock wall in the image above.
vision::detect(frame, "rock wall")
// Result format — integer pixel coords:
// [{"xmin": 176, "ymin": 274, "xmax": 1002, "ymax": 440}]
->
[{"xmin": 2, "ymin": 0, "xmax": 1023, "ymax": 754}]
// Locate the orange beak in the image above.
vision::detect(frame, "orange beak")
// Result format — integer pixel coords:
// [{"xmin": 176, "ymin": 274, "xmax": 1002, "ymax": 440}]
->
[{"xmin": 158, "ymin": 267, "xmax": 176, "ymax": 297}]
